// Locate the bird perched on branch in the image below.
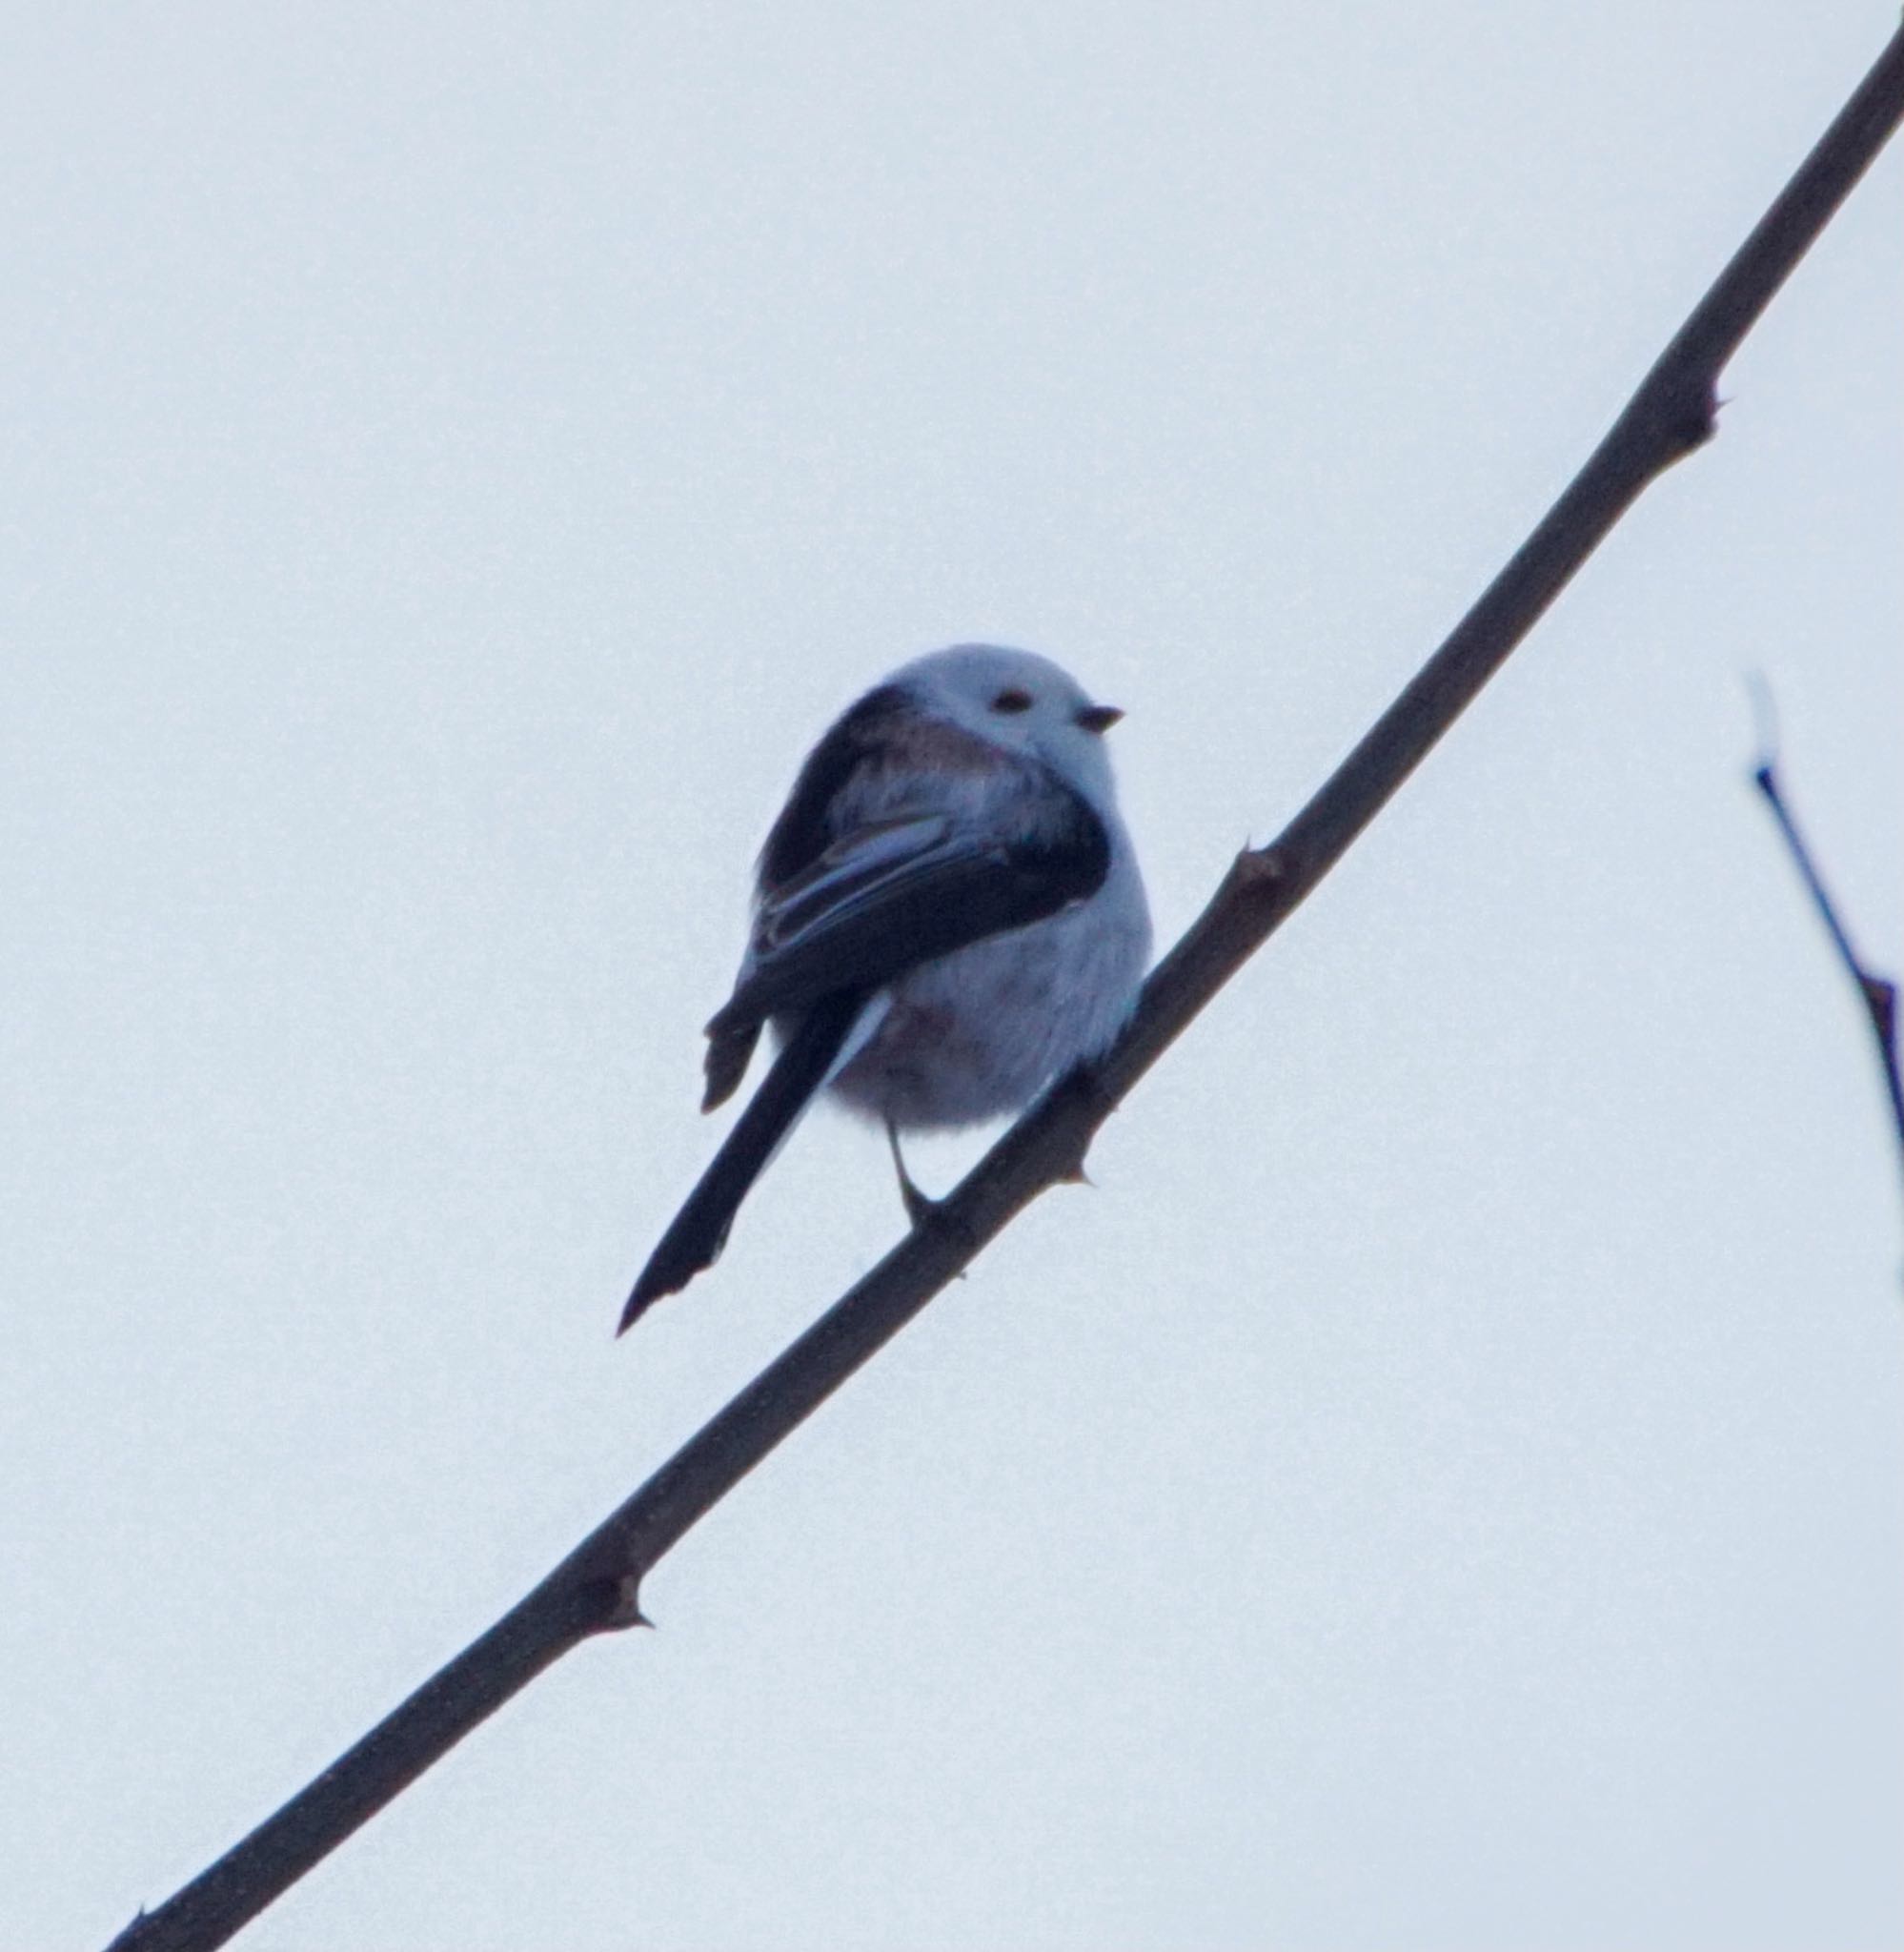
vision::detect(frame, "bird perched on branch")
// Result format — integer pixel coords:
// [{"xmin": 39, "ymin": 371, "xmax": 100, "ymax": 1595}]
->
[{"xmin": 620, "ymin": 642, "xmax": 1151, "ymax": 1332}]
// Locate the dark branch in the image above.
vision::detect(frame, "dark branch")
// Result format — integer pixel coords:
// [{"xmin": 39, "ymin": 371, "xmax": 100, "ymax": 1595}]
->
[
  {"xmin": 110, "ymin": 22, "xmax": 1904, "ymax": 1952},
  {"xmin": 1749, "ymin": 692, "xmax": 1904, "ymax": 1201}
]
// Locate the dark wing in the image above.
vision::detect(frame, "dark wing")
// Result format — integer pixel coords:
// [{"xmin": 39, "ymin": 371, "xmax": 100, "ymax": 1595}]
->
[
  {"xmin": 699, "ymin": 780, "xmax": 1110, "ymax": 1108},
  {"xmin": 758, "ymin": 682, "xmax": 912, "ymax": 889},
  {"xmin": 697, "ymin": 682, "xmax": 914, "ymax": 1111}
]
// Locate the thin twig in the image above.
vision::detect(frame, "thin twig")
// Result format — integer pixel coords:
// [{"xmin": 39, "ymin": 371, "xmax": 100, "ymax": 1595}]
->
[
  {"xmin": 110, "ymin": 23, "xmax": 1904, "ymax": 1952},
  {"xmin": 1748, "ymin": 680, "xmax": 1904, "ymax": 1200}
]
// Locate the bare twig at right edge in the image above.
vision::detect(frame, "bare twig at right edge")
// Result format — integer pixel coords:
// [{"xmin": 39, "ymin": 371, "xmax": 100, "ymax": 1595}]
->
[{"xmin": 1750, "ymin": 696, "xmax": 1904, "ymax": 1207}]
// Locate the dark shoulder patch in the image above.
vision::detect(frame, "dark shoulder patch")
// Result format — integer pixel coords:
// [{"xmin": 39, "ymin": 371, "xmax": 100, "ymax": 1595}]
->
[
  {"xmin": 1038, "ymin": 770, "xmax": 1113, "ymax": 904},
  {"xmin": 757, "ymin": 682, "xmax": 911, "ymax": 891}
]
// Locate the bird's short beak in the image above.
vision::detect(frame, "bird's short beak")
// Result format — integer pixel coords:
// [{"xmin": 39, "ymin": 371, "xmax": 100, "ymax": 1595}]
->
[{"xmin": 1074, "ymin": 703, "xmax": 1124, "ymax": 735}]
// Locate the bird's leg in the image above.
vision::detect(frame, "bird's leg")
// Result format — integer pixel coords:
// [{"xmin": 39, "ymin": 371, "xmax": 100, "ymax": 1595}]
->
[{"xmin": 884, "ymin": 1118, "xmax": 940, "ymax": 1228}]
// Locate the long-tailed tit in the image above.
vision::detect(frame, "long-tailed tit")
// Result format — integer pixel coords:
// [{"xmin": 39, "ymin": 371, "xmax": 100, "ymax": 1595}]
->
[{"xmin": 620, "ymin": 643, "xmax": 1151, "ymax": 1332}]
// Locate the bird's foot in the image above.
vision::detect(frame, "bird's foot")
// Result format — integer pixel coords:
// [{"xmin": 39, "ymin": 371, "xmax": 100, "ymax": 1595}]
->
[
  {"xmin": 885, "ymin": 1120, "xmax": 943, "ymax": 1230},
  {"xmin": 898, "ymin": 1175, "xmax": 942, "ymax": 1230}
]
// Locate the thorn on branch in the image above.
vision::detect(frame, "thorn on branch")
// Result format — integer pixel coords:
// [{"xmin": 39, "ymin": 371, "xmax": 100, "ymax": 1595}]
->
[
  {"xmin": 582, "ymin": 1573, "xmax": 651, "ymax": 1633},
  {"xmin": 1859, "ymin": 973, "xmax": 1897, "ymax": 1050},
  {"xmin": 1674, "ymin": 377, "xmax": 1721, "ymax": 454},
  {"xmin": 1636, "ymin": 371, "xmax": 1721, "ymax": 467},
  {"xmin": 1235, "ymin": 844, "xmax": 1292, "ymax": 898}
]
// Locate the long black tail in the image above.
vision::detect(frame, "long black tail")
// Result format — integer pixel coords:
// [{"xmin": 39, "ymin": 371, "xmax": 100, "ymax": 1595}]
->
[{"xmin": 619, "ymin": 992, "xmax": 867, "ymax": 1332}]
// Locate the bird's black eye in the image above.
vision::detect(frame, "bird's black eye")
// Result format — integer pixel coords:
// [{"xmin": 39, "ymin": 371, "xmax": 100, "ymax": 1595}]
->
[{"xmin": 991, "ymin": 687, "xmax": 1034, "ymax": 715}]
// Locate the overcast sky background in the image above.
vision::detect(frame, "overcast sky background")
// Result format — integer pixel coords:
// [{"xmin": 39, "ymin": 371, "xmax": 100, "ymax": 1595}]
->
[{"xmin": 4, "ymin": 6, "xmax": 1899, "ymax": 1949}]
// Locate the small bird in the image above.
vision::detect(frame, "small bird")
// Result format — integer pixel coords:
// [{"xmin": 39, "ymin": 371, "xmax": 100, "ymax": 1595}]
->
[{"xmin": 620, "ymin": 643, "xmax": 1151, "ymax": 1332}]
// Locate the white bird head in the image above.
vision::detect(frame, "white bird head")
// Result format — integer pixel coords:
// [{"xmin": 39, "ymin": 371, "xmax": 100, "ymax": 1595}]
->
[{"xmin": 889, "ymin": 642, "xmax": 1127, "ymax": 806}]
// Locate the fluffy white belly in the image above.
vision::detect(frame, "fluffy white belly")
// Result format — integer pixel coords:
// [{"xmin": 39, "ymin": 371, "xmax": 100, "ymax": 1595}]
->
[{"xmin": 825, "ymin": 864, "xmax": 1148, "ymax": 1130}]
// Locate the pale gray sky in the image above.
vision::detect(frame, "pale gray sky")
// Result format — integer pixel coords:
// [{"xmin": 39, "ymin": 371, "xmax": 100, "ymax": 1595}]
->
[{"xmin": 4, "ymin": 5, "xmax": 1899, "ymax": 1949}]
